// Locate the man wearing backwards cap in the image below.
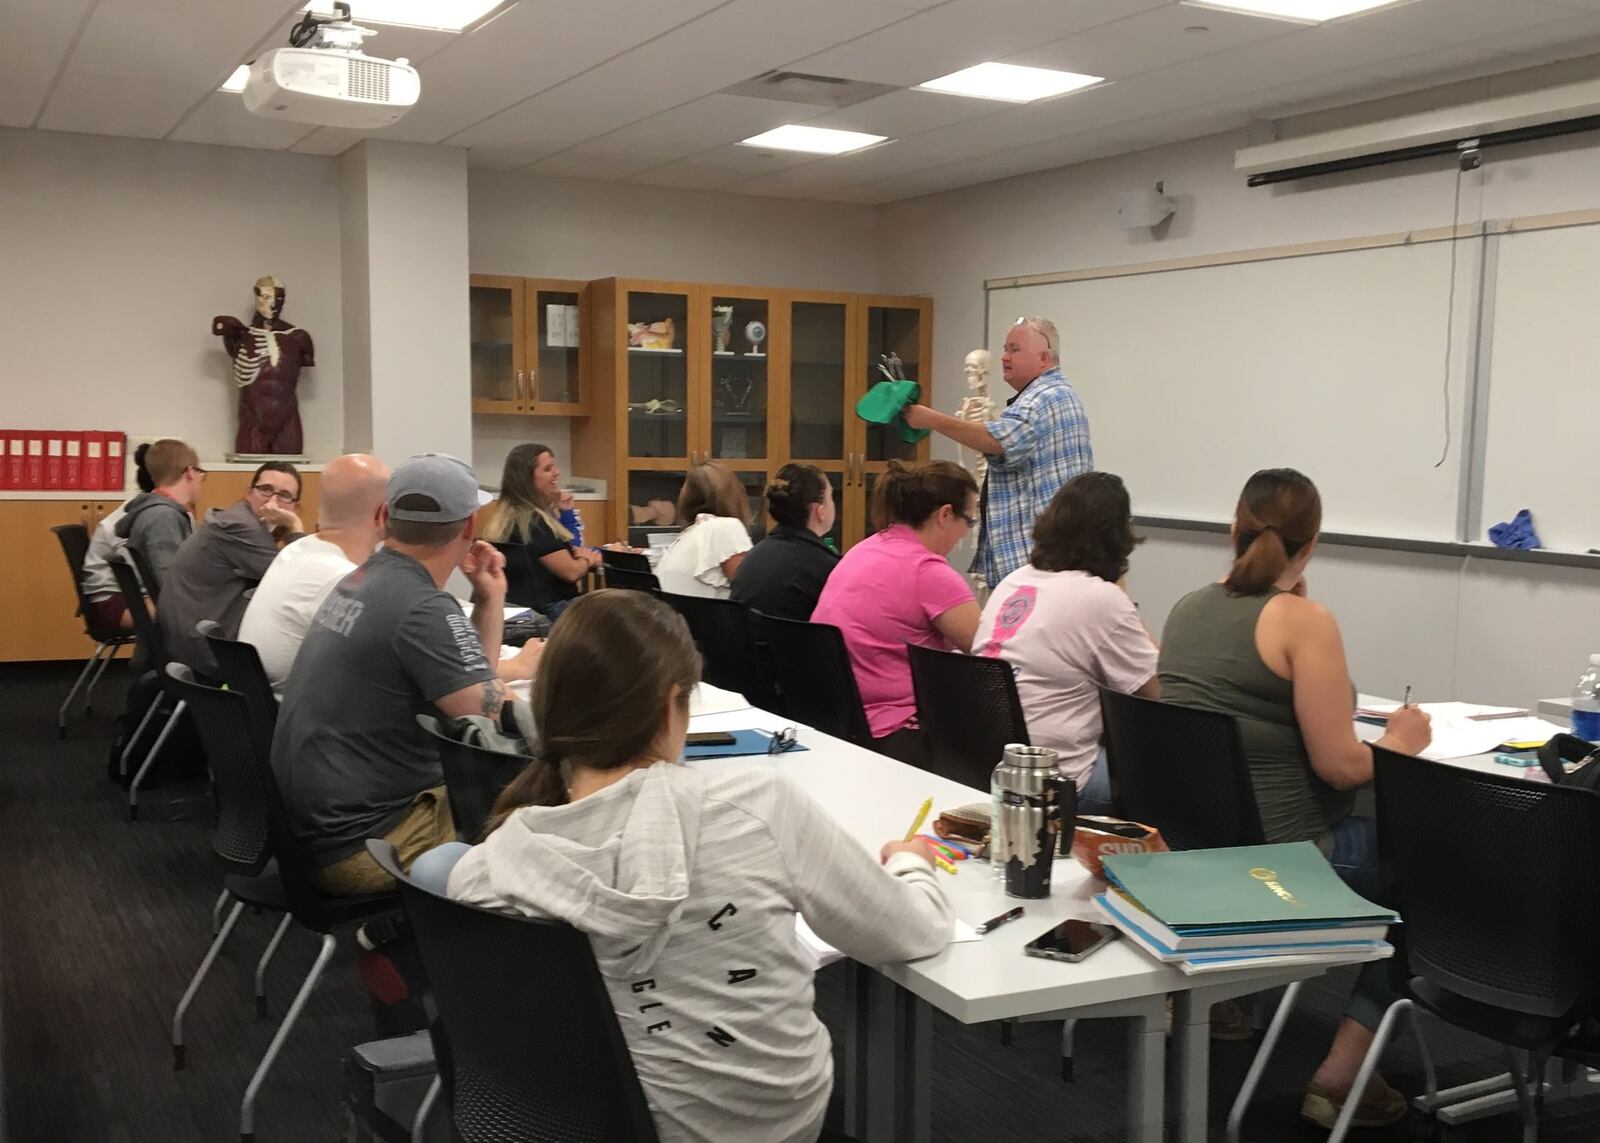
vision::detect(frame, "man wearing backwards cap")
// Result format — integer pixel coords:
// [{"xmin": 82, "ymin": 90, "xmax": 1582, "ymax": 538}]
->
[{"xmin": 272, "ymin": 453, "xmax": 542, "ymax": 896}]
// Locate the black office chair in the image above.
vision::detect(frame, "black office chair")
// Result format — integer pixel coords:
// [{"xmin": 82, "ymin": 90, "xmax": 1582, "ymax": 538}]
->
[
  {"xmin": 1100, "ymin": 689, "xmax": 1265, "ymax": 850},
  {"xmin": 108, "ymin": 554, "xmax": 188, "ymax": 820},
  {"xmin": 367, "ymin": 839, "xmax": 662, "ymax": 1143},
  {"xmin": 749, "ymin": 612, "xmax": 872, "ymax": 747},
  {"xmin": 199, "ymin": 620, "xmax": 278, "ymax": 754},
  {"xmin": 165, "ymin": 664, "xmax": 399, "ymax": 1142},
  {"xmin": 417, "ymin": 714, "xmax": 533, "ymax": 842},
  {"xmin": 601, "ymin": 548, "xmax": 652, "ymax": 575},
  {"xmin": 51, "ymin": 523, "xmax": 137, "ymax": 736},
  {"xmin": 659, "ymin": 591, "xmax": 782, "ymax": 711},
  {"xmin": 601, "ymin": 566, "xmax": 661, "ymax": 594},
  {"xmin": 908, "ymin": 645, "xmax": 1029, "ymax": 787}
]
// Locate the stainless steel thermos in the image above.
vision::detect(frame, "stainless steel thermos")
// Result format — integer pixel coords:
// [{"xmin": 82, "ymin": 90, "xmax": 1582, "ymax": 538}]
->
[{"xmin": 992, "ymin": 743, "xmax": 1074, "ymax": 899}]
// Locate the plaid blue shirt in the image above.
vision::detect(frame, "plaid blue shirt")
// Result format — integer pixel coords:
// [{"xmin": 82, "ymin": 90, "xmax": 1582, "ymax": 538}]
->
[{"xmin": 975, "ymin": 367, "xmax": 1092, "ymax": 585}]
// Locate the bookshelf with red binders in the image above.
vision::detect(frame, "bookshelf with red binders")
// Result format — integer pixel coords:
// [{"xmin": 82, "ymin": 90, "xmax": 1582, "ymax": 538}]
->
[{"xmin": 1, "ymin": 431, "xmax": 125, "ymax": 490}]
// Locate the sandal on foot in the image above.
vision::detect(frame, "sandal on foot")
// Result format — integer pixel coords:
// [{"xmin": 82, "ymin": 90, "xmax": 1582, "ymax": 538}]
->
[{"xmin": 1300, "ymin": 1079, "xmax": 1408, "ymax": 1129}]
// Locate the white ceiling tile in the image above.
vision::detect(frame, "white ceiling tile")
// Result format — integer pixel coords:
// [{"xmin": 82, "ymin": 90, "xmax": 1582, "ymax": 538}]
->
[
  {"xmin": 1474, "ymin": 14, "xmax": 1600, "ymax": 60},
  {"xmin": 1338, "ymin": 0, "xmax": 1586, "ymax": 48},
  {"xmin": 378, "ymin": 0, "xmax": 728, "ymax": 144},
  {"xmin": 801, "ymin": 88, "xmax": 1002, "ymax": 137},
  {"xmin": 67, "ymin": 0, "xmax": 295, "ymax": 86},
  {"xmin": 934, "ymin": 0, "xmax": 1172, "ymax": 39},
  {"xmin": 539, "ymin": 93, "xmax": 830, "ymax": 172},
  {"xmin": 167, "ymin": 91, "xmax": 317, "ymax": 150},
  {"xmin": 451, "ymin": 0, "xmax": 915, "ymax": 152},
  {"xmin": 290, "ymin": 126, "xmax": 382, "ymax": 155},
  {"xmin": 0, "ymin": 0, "xmax": 96, "ymax": 128},
  {"xmin": 788, "ymin": 5, "xmax": 1057, "ymax": 88},
  {"xmin": 627, "ymin": 162, "xmax": 753, "ymax": 190},
  {"xmin": 36, "ymin": 71, "xmax": 203, "ymax": 138},
  {"xmin": 465, "ymin": 146, "xmax": 547, "ymax": 169},
  {"xmin": 1091, "ymin": 1, "xmax": 1308, "ymax": 53},
  {"xmin": 1007, "ymin": 24, "xmax": 1233, "ymax": 80}
]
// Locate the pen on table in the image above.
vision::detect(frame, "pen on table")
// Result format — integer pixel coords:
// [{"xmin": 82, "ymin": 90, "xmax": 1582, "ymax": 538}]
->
[
  {"xmin": 976, "ymin": 906, "xmax": 1026, "ymax": 935},
  {"xmin": 1401, "ymin": 685, "xmax": 1412, "ymax": 708},
  {"xmin": 903, "ymin": 797, "xmax": 933, "ymax": 842}
]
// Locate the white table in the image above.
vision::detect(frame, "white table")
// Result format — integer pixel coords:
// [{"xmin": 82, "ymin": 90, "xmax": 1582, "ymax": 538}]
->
[{"xmin": 686, "ymin": 692, "xmax": 1386, "ymax": 1143}]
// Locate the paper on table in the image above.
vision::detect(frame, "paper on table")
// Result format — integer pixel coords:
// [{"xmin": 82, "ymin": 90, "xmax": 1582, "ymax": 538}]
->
[
  {"xmin": 690, "ymin": 683, "xmax": 752, "ymax": 718},
  {"xmin": 1358, "ymin": 700, "xmax": 1527, "ymax": 721},
  {"xmin": 795, "ymin": 916, "xmax": 981, "ymax": 969},
  {"xmin": 1416, "ymin": 715, "xmax": 1566, "ymax": 761},
  {"xmin": 457, "ymin": 599, "xmax": 534, "ymax": 623}
]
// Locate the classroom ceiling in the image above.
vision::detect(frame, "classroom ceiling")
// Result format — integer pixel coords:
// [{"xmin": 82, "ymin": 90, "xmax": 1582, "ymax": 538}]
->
[{"xmin": 9, "ymin": 0, "xmax": 1600, "ymax": 203}]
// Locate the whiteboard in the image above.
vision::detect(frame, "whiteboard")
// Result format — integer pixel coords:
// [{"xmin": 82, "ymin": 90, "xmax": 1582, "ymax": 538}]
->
[
  {"xmin": 1481, "ymin": 224, "xmax": 1600, "ymax": 553},
  {"xmin": 988, "ymin": 240, "xmax": 1473, "ymax": 540}
]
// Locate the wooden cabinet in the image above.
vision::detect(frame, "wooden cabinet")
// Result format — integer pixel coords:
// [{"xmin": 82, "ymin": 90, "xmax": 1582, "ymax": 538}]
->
[
  {"xmin": 469, "ymin": 275, "xmax": 588, "ymax": 417},
  {"xmin": 4, "ymin": 470, "xmax": 322, "ymax": 663},
  {"xmin": 574, "ymin": 279, "xmax": 930, "ymax": 551}
]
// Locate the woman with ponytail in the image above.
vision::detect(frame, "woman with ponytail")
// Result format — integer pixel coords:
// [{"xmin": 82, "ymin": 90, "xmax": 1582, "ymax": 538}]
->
[
  {"xmin": 447, "ymin": 590, "xmax": 953, "ymax": 1142},
  {"xmin": 811, "ymin": 459, "xmax": 981, "ymax": 763},
  {"xmin": 730, "ymin": 463, "xmax": 839, "ymax": 620},
  {"xmin": 1158, "ymin": 469, "xmax": 1431, "ymax": 1131},
  {"xmin": 78, "ymin": 442, "xmax": 158, "ymax": 630}
]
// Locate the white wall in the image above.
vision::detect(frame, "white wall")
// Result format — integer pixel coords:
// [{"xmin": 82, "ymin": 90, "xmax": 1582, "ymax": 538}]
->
[
  {"xmin": 0, "ymin": 127, "xmax": 343, "ymax": 461},
  {"xmin": 879, "ymin": 127, "xmax": 1600, "ymax": 707}
]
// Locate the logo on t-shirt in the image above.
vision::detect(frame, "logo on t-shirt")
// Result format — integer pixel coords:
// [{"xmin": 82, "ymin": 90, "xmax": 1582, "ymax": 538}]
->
[{"xmin": 978, "ymin": 586, "xmax": 1037, "ymax": 658}]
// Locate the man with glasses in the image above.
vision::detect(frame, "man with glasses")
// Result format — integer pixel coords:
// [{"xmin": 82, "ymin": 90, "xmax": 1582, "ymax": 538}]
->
[
  {"xmin": 158, "ymin": 460, "xmax": 306, "ymax": 677},
  {"xmin": 903, "ymin": 316, "xmax": 1092, "ymax": 586}
]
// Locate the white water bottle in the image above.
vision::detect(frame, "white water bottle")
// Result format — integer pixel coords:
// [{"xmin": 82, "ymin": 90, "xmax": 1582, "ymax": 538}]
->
[{"xmin": 1571, "ymin": 654, "xmax": 1600, "ymax": 742}]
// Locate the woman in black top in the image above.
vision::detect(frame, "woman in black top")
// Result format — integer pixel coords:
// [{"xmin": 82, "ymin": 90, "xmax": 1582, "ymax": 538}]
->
[
  {"xmin": 731, "ymin": 463, "xmax": 840, "ymax": 620},
  {"xmin": 482, "ymin": 443, "xmax": 600, "ymax": 620}
]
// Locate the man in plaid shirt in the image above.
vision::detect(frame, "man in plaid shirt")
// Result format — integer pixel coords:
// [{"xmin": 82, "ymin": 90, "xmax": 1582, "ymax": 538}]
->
[{"xmin": 903, "ymin": 317, "xmax": 1092, "ymax": 586}]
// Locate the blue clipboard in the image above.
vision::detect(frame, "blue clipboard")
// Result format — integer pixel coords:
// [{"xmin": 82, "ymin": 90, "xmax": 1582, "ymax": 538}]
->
[{"xmin": 682, "ymin": 730, "xmax": 809, "ymax": 759}]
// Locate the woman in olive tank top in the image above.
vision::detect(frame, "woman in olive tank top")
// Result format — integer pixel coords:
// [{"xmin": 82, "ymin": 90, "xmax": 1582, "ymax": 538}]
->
[{"xmin": 1159, "ymin": 469, "xmax": 1431, "ymax": 1132}]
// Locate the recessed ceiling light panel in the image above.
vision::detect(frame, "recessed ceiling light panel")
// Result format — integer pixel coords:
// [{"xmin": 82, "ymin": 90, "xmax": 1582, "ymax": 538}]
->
[
  {"xmin": 1179, "ymin": 0, "xmax": 1415, "ymax": 25},
  {"xmin": 738, "ymin": 125, "xmax": 888, "ymax": 155},
  {"xmin": 343, "ymin": 0, "xmax": 512, "ymax": 32},
  {"xmin": 219, "ymin": 64, "xmax": 250, "ymax": 93},
  {"xmin": 916, "ymin": 62, "xmax": 1104, "ymax": 103}
]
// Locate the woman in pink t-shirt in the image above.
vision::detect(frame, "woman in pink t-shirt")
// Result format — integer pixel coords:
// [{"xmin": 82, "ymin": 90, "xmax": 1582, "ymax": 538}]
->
[{"xmin": 812, "ymin": 460, "xmax": 981, "ymax": 764}]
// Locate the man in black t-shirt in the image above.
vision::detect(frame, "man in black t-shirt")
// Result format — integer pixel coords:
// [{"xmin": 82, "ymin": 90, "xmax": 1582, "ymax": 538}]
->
[{"xmin": 272, "ymin": 453, "xmax": 541, "ymax": 895}]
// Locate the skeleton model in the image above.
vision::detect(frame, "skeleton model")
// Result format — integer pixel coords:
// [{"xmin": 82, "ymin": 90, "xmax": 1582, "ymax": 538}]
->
[
  {"xmin": 956, "ymin": 348, "xmax": 998, "ymax": 480},
  {"xmin": 212, "ymin": 276, "xmax": 315, "ymax": 456}
]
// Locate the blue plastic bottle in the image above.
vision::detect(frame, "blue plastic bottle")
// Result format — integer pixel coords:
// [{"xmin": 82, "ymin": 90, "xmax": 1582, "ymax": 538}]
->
[{"xmin": 1571, "ymin": 654, "xmax": 1600, "ymax": 742}]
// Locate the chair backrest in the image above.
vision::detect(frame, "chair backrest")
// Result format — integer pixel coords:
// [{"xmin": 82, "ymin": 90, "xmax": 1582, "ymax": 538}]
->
[
  {"xmin": 1373, "ymin": 747, "xmax": 1600, "ymax": 1022},
  {"xmin": 200, "ymin": 620, "xmax": 279, "ymax": 760},
  {"xmin": 109, "ymin": 555, "xmax": 166, "ymax": 666},
  {"xmin": 126, "ymin": 543, "xmax": 162, "ymax": 601},
  {"xmin": 908, "ymin": 645, "xmax": 1029, "ymax": 787},
  {"xmin": 749, "ymin": 612, "xmax": 872, "ymax": 746},
  {"xmin": 600, "ymin": 548, "xmax": 651, "ymax": 575},
  {"xmin": 601, "ymin": 566, "xmax": 660, "ymax": 594},
  {"xmin": 50, "ymin": 524, "xmax": 93, "ymax": 624},
  {"xmin": 658, "ymin": 592, "xmax": 781, "ymax": 711},
  {"xmin": 1099, "ymin": 689, "xmax": 1265, "ymax": 850},
  {"xmin": 163, "ymin": 663, "xmax": 273, "ymax": 876},
  {"xmin": 416, "ymin": 714, "xmax": 533, "ymax": 842},
  {"xmin": 367, "ymin": 840, "xmax": 661, "ymax": 1143}
]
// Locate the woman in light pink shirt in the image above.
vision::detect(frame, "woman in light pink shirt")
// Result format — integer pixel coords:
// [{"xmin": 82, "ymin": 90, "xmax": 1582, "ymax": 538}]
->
[
  {"xmin": 811, "ymin": 460, "xmax": 981, "ymax": 765},
  {"xmin": 973, "ymin": 472, "xmax": 1159, "ymax": 813}
]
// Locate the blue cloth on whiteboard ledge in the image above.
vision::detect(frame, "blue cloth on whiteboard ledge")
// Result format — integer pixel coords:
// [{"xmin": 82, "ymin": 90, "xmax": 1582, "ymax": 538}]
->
[{"xmin": 1488, "ymin": 509, "xmax": 1542, "ymax": 550}]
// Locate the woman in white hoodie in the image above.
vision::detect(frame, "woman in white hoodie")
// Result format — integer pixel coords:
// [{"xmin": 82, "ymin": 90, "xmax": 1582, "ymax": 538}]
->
[{"xmin": 447, "ymin": 589, "xmax": 953, "ymax": 1143}]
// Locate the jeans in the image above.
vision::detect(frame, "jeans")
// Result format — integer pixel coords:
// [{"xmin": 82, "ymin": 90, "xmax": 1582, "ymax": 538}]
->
[
  {"xmin": 1327, "ymin": 815, "xmax": 1393, "ymax": 1031},
  {"xmin": 1078, "ymin": 747, "xmax": 1113, "ymax": 816}
]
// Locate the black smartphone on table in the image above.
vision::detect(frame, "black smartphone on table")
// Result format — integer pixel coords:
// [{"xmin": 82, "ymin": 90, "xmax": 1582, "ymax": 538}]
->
[
  {"xmin": 685, "ymin": 731, "xmax": 737, "ymax": 746},
  {"xmin": 1023, "ymin": 919, "xmax": 1119, "ymax": 963}
]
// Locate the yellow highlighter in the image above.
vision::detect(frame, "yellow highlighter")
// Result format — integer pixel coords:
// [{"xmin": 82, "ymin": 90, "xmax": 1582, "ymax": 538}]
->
[
  {"xmin": 932, "ymin": 854, "xmax": 958, "ymax": 874},
  {"xmin": 903, "ymin": 797, "xmax": 933, "ymax": 842}
]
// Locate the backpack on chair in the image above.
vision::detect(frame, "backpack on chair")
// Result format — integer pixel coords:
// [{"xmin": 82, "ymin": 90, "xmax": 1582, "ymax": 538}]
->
[{"xmin": 1537, "ymin": 733, "xmax": 1600, "ymax": 793}]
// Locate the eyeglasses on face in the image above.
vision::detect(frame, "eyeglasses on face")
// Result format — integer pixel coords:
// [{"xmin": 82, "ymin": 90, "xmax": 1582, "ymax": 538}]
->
[
  {"xmin": 252, "ymin": 483, "xmax": 299, "ymax": 505},
  {"xmin": 767, "ymin": 726, "xmax": 799, "ymax": 755}
]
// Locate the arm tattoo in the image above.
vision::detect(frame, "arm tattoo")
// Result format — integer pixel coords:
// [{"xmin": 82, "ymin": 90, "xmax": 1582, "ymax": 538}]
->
[{"xmin": 480, "ymin": 679, "xmax": 507, "ymax": 718}]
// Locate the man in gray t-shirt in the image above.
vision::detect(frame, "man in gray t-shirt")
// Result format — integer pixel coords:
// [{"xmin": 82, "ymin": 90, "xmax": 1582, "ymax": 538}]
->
[{"xmin": 271, "ymin": 453, "xmax": 542, "ymax": 895}]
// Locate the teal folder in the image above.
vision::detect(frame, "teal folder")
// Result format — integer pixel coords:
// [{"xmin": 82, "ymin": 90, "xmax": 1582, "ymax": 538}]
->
[{"xmin": 1101, "ymin": 841, "xmax": 1396, "ymax": 933}]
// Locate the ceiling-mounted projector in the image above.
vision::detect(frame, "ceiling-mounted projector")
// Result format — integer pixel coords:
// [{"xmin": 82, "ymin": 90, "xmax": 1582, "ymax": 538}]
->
[{"xmin": 243, "ymin": 2, "xmax": 420, "ymax": 129}]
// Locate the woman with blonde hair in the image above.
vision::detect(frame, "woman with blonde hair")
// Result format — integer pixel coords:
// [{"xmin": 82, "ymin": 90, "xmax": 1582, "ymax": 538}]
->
[
  {"xmin": 654, "ymin": 461, "xmax": 753, "ymax": 599},
  {"xmin": 482, "ymin": 442, "xmax": 599, "ymax": 619}
]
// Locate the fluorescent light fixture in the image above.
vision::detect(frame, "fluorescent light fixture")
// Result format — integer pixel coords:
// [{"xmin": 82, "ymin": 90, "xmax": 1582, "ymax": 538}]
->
[
  {"xmin": 341, "ymin": 0, "xmax": 511, "ymax": 32},
  {"xmin": 1179, "ymin": 0, "xmax": 1414, "ymax": 24},
  {"xmin": 738, "ymin": 125, "xmax": 887, "ymax": 155},
  {"xmin": 916, "ymin": 62, "xmax": 1103, "ymax": 104},
  {"xmin": 219, "ymin": 64, "xmax": 250, "ymax": 93}
]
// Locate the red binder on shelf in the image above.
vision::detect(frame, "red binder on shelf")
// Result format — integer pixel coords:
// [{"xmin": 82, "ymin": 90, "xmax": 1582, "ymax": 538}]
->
[
  {"xmin": 44, "ymin": 432, "xmax": 65, "ymax": 489},
  {"xmin": 23, "ymin": 432, "xmax": 45, "ymax": 489},
  {"xmin": 1, "ymin": 432, "xmax": 19, "ymax": 490},
  {"xmin": 83, "ymin": 432, "xmax": 105, "ymax": 491},
  {"xmin": 103, "ymin": 432, "xmax": 126, "ymax": 491},
  {"xmin": 63, "ymin": 433, "xmax": 83, "ymax": 489}
]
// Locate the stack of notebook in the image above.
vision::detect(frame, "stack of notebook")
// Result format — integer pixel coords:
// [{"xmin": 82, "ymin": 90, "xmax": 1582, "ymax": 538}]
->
[{"xmin": 1091, "ymin": 841, "xmax": 1397, "ymax": 975}]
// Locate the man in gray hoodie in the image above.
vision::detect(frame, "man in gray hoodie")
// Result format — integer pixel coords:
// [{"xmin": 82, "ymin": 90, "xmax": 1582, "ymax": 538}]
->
[
  {"xmin": 158, "ymin": 460, "xmax": 306, "ymax": 677},
  {"xmin": 114, "ymin": 438, "xmax": 204, "ymax": 594}
]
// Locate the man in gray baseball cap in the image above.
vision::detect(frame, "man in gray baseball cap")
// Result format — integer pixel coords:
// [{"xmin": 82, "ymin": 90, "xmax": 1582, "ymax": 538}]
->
[{"xmin": 271, "ymin": 452, "xmax": 541, "ymax": 897}]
